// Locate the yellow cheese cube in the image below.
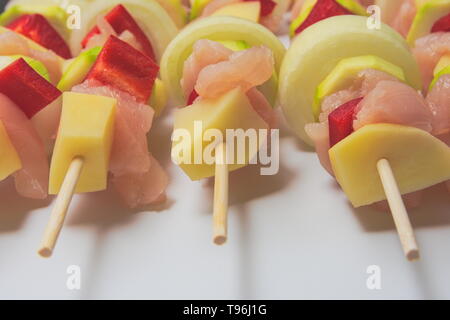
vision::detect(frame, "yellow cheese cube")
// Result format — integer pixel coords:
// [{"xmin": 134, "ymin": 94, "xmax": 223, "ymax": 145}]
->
[
  {"xmin": 0, "ymin": 120, "xmax": 21, "ymax": 181},
  {"xmin": 329, "ymin": 124, "xmax": 450, "ymax": 207},
  {"xmin": 212, "ymin": 1, "xmax": 261, "ymax": 23},
  {"xmin": 49, "ymin": 92, "xmax": 116, "ymax": 194},
  {"xmin": 172, "ymin": 88, "xmax": 269, "ymax": 180}
]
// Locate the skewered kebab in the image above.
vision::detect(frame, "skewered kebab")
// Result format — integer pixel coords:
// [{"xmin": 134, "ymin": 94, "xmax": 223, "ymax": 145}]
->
[
  {"xmin": 161, "ymin": 16, "xmax": 285, "ymax": 244},
  {"xmin": 279, "ymin": 15, "xmax": 450, "ymax": 260}
]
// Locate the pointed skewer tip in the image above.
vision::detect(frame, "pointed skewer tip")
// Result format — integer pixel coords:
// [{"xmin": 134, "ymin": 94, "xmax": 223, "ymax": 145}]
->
[
  {"xmin": 214, "ymin": 235, "xmax": 227, "ymax": 246},
  {"xmin": 38, "ymin": 247, "xmax": 53, "ymax": 258}
]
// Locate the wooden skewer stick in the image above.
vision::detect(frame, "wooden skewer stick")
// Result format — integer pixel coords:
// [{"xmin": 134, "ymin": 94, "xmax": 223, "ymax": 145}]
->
[
  {"xmin": 377, "ymin": 159, "xmax": 419, "ymax": 261},
  {"xmin": 213, "ymin": 142, "xmax": 229, "ymax": 245},
  {"xmin": 38, "ymin": 157, "xmax": 84, "ymax": 258}
]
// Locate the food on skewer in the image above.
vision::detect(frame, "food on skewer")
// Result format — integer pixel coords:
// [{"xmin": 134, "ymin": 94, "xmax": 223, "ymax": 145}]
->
[
  {"xmin": 49, "ymin": 92, "xmax": 116, "ymax": 195},
  {"xmin": 39, "ymin": 91, "xmax": 117, "ymax": 257},
  {"xmin": 161, "ymin": 16, "xmax": 285, "ymax": 244},
  {"xmin": 38, "ymin": 35, "xmax": 169, "ymax": 257},
  {"xmin": 0, "ymin": 58, "xmax": 62, "ymax": 199},
  {"xmin": 279, "ymin": 15, "xmax": 450, "ymax": 260},
  {"xmin": 188, "ymin": 0, "xmax": 291, "ymax": 33},
  {"xmin": 63, "ymin": 35, "xmax": 168, "ymax": 208}
]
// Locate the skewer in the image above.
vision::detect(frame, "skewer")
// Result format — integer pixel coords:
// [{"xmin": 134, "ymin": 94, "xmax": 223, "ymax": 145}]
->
[
  {"xmin": 213, "ymin": 142, "xmax": 229, "ymax": 245},
  {"xmin": 376, "ymin": 158, "xmax": 419, "ymax": 261},
  {"xmin": 38, "ymin": 157, "xmax": 84, "ymax": 258}
]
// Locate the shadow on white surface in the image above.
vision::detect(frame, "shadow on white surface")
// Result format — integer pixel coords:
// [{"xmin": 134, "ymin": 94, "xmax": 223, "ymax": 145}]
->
[
  {"xmin": 64, "ymin": 184, "xmax": 173, "ymax": 298},
  {"xmin": 236, "ymin": 203, "xmax": 253, "ymax": 299},
  {"xmin": 351, "ymin": 184, "xmax": 450, "ymax": 232},
  {"xmin": 349, "ymin": 183, "xmax": 450, "ymax": 299},
  {"xmin": 202, "ymin": 161, "xmax": 298, "ymax": 212},
  {"xmin": 0, "ymin": 179, "xmax": 52, "ymax": 232},
  {"xmin": 147, "ymin": 109, "xmax": 174, "ymax": 170},
  {"xmin": 200, "ymin": 111, "xmax": 300, "ymax": 211},
  {"xmin": 277, "ymin": 109, "xmax": 314, "ymax": 153}
]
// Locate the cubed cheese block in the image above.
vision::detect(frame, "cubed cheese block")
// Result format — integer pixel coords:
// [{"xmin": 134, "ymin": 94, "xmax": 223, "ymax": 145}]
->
[
  {"xmin": 0, "ymin": 119, "xmax": 22, "ymax": 181},
  {"xmin": 172, "ymin": 88, "xmax": 269, "ymax": 180},
  {"xmin": 329, "ymin": 123, "xmax": 450, "ymax": 207},
  {"xmin": 49, "ymin": 92, "xmax": 116, "ymax": 194}
]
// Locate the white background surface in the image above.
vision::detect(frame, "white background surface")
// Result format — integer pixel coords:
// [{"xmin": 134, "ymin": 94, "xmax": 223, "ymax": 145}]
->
[{"xmin": 0, "ymin": 35, "xmax": 449, "ymax": 301}]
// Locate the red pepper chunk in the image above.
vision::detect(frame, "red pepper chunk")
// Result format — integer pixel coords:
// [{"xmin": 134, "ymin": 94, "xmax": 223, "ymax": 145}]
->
[
  {"xmin": 7, "ymin": 14, "xmax": 72, "ymax": 59},
  {"xmin": 0, "ymin": 58, "xmax": 62, "ymax": 118},
  {"xmin": 187, "ymin": 90, "xmax": 199, "ymax": 105},
  {"xmin": 81, "ymin": 4, "xmax": 156, "ymax": 62},
  {"xmin": 431, "ymin": 12, "xmax": 450, "ymax": 33},
  {"xmin": 328, "ymin": 97, "xmax": 364, "ymax": 147},
  {"xmin": 86, "ymin": 35, "xmax": 159, "ymax": 103}
]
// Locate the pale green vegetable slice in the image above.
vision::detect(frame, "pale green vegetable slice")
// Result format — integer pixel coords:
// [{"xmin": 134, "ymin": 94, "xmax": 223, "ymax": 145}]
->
[
  {"xmin": 313, "ymin": 55, "xmax": 406, "ymax": 119},
  {"xmin": 57, "ymin": 46, "xmax": 101, "ymax": 91},
  {"xmin": 429, "ymin": 65, "xmax": 450, "ymax": 90},
  {"xmin": 434, "ymin": 54, "xmax": 450, "ymax": 76}
]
